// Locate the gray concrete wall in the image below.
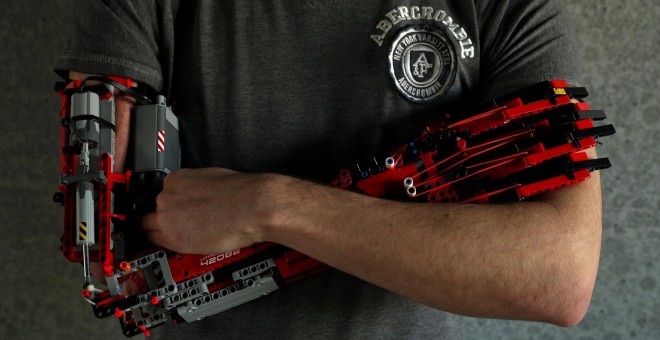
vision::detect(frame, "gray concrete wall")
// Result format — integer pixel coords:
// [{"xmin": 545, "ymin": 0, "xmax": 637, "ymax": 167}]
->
[{"xmin": 0, "ymin": 1, "xmax": 657, "ymax": 339}]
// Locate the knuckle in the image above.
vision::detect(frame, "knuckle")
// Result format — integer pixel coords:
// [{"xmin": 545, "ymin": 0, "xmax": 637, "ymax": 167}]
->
[
  {"xmin": 162, "ymin": 174, "xmax": 174, "ymax": 188},
  {"xmin": 163, "ymin": 170, "xmax": 182, "ymax": 186},
  {"xmin": 155, "ymin": 192, "xmax": 166, "ymax": 210}
]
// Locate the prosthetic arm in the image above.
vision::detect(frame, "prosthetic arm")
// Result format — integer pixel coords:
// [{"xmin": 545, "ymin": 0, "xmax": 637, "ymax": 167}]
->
[
  {"xmin": 54, "ymin": 79, "xmax": 613, "ymax": 337},
  {"xmin": 54, "ymin": 77, "xmax": 324, "ymax": 337}
]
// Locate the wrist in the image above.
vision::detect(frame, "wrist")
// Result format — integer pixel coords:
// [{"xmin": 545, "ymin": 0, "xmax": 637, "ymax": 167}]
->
[{"xmin": 257, "ymin": 174, "xmax": 314, "ymax": 245}]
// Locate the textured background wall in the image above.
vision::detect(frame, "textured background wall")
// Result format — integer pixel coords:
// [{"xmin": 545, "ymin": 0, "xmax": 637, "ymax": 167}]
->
[{"xmin": 0, "ymin": 1, "xmax": 657, "ymax": 339}]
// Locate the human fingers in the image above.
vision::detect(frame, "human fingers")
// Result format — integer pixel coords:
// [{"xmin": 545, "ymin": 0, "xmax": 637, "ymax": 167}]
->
[{"xmin": 139, "ymin": 212, "xmax": 174, "ymax": 250}]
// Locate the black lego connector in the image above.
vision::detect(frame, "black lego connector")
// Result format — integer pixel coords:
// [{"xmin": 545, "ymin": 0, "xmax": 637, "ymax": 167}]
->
[{"xmin": 52, "ymin": 192, "xmax": 64, "ymax": 205}]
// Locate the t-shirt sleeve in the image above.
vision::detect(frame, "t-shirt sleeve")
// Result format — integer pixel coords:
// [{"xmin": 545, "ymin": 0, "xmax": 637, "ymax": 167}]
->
[
  {"xmin": 476, "ymin": 0, "xmax": 583, "ymax": 101},
  {"xmin": 54, "ymin": 0, "xmax": 168, "ymax": 91}
]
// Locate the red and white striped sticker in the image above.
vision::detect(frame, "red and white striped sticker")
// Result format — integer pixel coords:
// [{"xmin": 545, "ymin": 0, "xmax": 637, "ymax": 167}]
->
[{"xmin": 157, "ymin": 130, "xmax": 165, "ymax": 153}]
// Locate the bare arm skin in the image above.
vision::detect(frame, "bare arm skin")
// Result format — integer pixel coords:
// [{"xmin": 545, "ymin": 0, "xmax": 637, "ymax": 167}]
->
[
  {"xmin": 142, "ymin": 148, "xmax": 602, "ymax": 327},
  {"xmin": 267, "ymin": 157, "xmax": 601, "ymax": 326}
]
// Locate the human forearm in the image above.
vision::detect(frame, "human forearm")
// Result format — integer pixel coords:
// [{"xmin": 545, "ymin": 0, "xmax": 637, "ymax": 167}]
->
[
  {"xmin": 140, "ymin": 148, "xmax": 601, "ymax": 327},
  {"xmin": 263, "ymin": 169, "xmax": 601, "ymax": 326}
]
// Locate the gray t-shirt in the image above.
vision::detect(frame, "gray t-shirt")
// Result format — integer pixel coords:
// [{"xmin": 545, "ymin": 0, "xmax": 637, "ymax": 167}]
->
[{"xmin": 56, "ymin": 1, "xmax": 581, "ymax": 339}]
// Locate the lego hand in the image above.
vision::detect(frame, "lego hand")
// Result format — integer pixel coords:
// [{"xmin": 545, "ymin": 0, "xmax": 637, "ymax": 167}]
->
[{"xmin": 140, "ymin": 168, "xmax": 273, "ymax": 254}]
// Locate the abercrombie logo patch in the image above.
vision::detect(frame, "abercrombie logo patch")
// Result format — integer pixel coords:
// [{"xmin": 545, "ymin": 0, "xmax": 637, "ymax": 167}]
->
[
  {"xmin": 370, "ymin": 5, "xmax": 475, "ymax": 59},
  {"xmin": 388, "ymin": 27, "xmax": 457, "ymax": 103}
]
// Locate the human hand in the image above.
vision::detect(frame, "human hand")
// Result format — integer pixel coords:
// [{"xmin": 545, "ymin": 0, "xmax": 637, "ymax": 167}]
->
[{"xmin": 140, "ymin": 168, "xmax": 279, "ymax": 254}]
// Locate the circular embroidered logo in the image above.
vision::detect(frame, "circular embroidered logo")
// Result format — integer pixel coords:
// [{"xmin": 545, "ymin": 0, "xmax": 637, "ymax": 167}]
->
[{"xmin": 388, "ymin": 27, "xmax": 457, "ymax": 103}]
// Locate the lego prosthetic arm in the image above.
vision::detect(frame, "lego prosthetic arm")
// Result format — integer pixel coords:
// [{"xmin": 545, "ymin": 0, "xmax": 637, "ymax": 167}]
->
[
  {"xmin": 54, "ymin": 79, "xmax": 613, "ymax": 337},
  {"xmin": 54, "ymin": 77, "xmax": 325, "ymax": 337}
]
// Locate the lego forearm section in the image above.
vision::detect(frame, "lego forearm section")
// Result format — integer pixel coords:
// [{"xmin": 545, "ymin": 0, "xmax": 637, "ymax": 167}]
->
[{"xmin": 54, "ymin": 79, "xmax": 614, "ymax": 337}]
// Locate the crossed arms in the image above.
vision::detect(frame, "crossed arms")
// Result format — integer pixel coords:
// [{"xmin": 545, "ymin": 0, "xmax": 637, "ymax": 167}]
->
[{"xmin": 71, "ymin": 71, "xmax": 602, "ymax": 327}]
